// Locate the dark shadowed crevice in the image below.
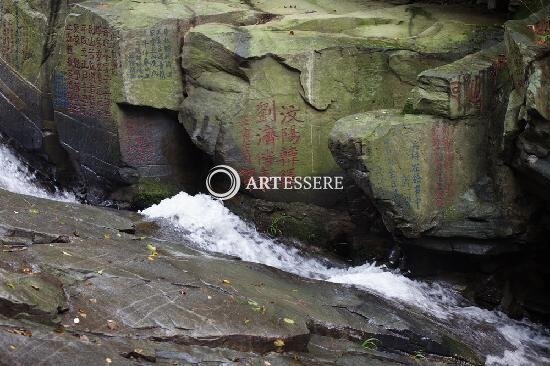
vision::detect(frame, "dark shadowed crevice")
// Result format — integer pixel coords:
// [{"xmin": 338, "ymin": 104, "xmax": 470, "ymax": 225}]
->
[{"xmin": 111, "ymin": 103, "xmax": 211, "ymax": 209}]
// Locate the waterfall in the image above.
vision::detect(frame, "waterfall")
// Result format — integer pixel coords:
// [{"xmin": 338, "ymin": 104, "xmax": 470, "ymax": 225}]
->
[
  {"xmin": 0, "ymin": 142, "xmax": 75, "ymax": 202},
  {"xmin": 142, "ymin": 192, "xmax": 550, "ymax": 366}
]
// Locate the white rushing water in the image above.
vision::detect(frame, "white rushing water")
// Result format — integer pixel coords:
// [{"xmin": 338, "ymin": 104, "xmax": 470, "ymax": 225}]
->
[
  {"xmin": 0, "ymin": 142, "xmax": 75, "ymax": 202},
  {"xmin": 143, "ymin": 192, "xmax": 550, "ymax": 366}
]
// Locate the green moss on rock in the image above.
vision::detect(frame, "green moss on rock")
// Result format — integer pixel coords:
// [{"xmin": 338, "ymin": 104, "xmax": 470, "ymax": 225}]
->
[
  {"xmin": 181, "ymin": 4, "xmax": 505, "ymax": 205},
  {"xmin": 130, "ymin": 179, "xmax": 180, "ymax": 209}
]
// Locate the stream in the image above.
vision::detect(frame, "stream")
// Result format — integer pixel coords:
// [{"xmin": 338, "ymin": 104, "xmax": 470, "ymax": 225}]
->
[{"xmin": 1, "ymin": 141, "xmax": 549, "ymax": 366}]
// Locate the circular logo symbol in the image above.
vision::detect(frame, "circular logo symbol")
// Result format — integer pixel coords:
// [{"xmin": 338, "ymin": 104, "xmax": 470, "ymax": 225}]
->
[{"xmin": 205, "ymin": 165, "xmax": 241, "ymax": 200}]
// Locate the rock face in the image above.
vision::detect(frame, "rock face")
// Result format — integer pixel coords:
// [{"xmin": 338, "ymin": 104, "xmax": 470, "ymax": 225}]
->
[
  {"xmin": 503, "ymin": 10, "xmax": 550, "ymax": 202},
  {"xmin": 330, "ymin": 110, "xmax": 531, "ymax": 242},
  {"xmin": 407, "ymin": 43, "xmax": 510, "ymax": 119},
  {"xmin": 0, "ymin": 0, "xmax": 73, "ymax": 177},
  {"xmin": 180, "ymin": 3, "xmax": 504, "ymax": 205},
  {"xmin": 0, "ymin": 187, "xmax": 530, "ymax": 365},
  {"xmin": 0, "ymin": 0, "xmax": 546, "ymax": 258},
  {"xmin": 0, "ymin": 0, "xmax": 517, "ymax": 254},
  {"xmin": 50, "ymin": 0, "xmax": 266, "ymax": 205},
  {"xmin": 329, "ymin": 38, "xmax": 536, "ymax": 245},
  {"xmin": 0, "ymin": 0, "xmax": 269, "ymax": 206}
]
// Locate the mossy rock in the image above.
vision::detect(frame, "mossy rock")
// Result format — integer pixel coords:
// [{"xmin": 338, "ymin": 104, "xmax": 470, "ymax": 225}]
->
[
  {"xmin": 181, "ymin": 4, "xmax": 503, "ymax": 205},
  {"xmin": 329, "ymin": 110, "xmax": 531, "ymax": 239}
]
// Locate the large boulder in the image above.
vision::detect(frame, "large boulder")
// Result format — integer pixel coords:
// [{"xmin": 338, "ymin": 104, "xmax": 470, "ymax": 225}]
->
[
  {"xmin": 50, "ymin": 0, "xmax": 265, "ymax": 205},
  {"xmin": 329, "ymin": 110, "xmax": 531, "ymax": 243},
  {"xmin": 329, "ymin": 36, "xmax": 539, "ymax": 248},
  {"xmin": 503, "ymin": 7, "xmax": 550, "ymax": 202},
  {"xmin": 180, "ymin": 3, "xmax": 504, "ymax": 206}
]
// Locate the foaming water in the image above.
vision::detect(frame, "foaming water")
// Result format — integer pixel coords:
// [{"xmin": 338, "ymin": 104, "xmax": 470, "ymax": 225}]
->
[
  {"xmin": 142, "ymin": 192, "xmax": 550, "ymax": 366},
  {"xmin": 0, "ymin": 143, "xmax": 75, "ymax": 202}
]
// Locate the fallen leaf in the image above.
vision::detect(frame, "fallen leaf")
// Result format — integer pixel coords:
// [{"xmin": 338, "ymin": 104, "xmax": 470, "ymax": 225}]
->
[
  {"xmin": 222, "ymin": 279, "xmax": 231, "ymax": 284},
  {"xmin": 9, "ymin": 345, "xmax": 16, "ymax": 351},
  {"xmin": 248, "ymin": 300, "xmax": 259, "ymax": 306},
  {"xmin": 252, "ymin": 305, "xmax": 266, "ymax": 313},
  {"xmin": 103, "ymin": 234, "xmax": 111, "ymax": 240},
  {"xmin": 6, "ymin": 283, "xmax": 15, "ymax": 289},
  {"xmin": 28, "ymin": 209, "xmax": 39, "ymax": 215},
  {"xmin": 273, "ymin": 339, "xmax": 285, "ymax": 347},
  {"xmin": 106, "ymin": 319, "xmax": 117, "ymax": 330},
  {"xmin": 146, "ymin": 244, "xmax": 158, "ymax": 260},
  {"xmin": 78, "ymin": 309, "xmax": 87, "ymax": 319},
  {"xmin": 7, "ymin": 328, "xmax": 32, "ymax": 337},
  {"xmin": 283, "ymin": 318, "xmax": 295, "ymax": 325},
  {"xmin": 30, "ymin": 284, "xmax": 40, "ymax": 291},
  {"xmin": 89, "ymin": 298, "xmax": 97, "ymax": 304},
  {"xmin": 62, "ymin": 251, "xmax": 72, "ymax": 257},
  {"xmin": 79, "ymin": 334, "xmax": 90, "ymax": 343},
  {"xmin": 244, "ymin": 319, "xmax": 250, "ymax": 324}
]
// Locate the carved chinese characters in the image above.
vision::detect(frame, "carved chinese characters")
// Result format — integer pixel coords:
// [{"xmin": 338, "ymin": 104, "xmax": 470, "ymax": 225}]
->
[
  {"xmin": 448, "ymin": 54, "xmax": 507, "ymax": 118},
  {"xmin": 238, "ymin": 99, "xmax": 304, "ymax": 182},
  {"xmin": 431, "ymin": 123, "xmax": 454, "ymax": 208},
  {"xmin": 64, "ymin": 23, "xmax": 119, "ymax": 122},
  {"xmin": 125, "ymin": 27, "xmax": 174, "ymax": 80}
]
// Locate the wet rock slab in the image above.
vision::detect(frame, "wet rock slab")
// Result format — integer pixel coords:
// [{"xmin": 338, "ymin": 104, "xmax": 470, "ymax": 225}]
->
[{"xmin": 0, "ymin": 188, "xmax": 516, "ymax": 364}]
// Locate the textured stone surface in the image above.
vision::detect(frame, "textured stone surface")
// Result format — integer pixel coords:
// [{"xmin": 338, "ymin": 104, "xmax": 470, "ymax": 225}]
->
[
  {"xmin": 0, "ymin": 187, "xmax": 515, "ymax": 365},
  {"xmin": 504, "ymin": 7, "xmax": 550, "ymax": 114},
  {"xmin": 180, "ymin": 4, "xmax": 504, "ymax": 205},
  {"xmin": 0, "ymin": 0, "xmax": 49, "ymax": 151},
  {"xmin": 504, "ymin": 7, "xmax": 550, "ymax": 203},
  {"xmin": 408, "ymin": 43, "xmax": 510, "ymax": 119},
  {"xmin": 329, "ymin": 110, "xmax": 531, "ymax": 240},
  {"xmin": 525, "ymin": 55, "xmax": 550, "ymax": 120},
  {"xmin": 50, "ymin": 0, "xmax": 263, "ymax": 203},
  {"xmin": 0, "ymin": 0, "xmax": 508, "ymax": 207},
  {"xmin": 513, "ymin": 114, "xmax": 550, "ymax": 202}
]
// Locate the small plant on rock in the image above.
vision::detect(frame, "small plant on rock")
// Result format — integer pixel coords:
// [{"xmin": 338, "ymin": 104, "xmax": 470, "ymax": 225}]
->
[
  {"xmin": 361, "ymin": 337, "xmax": 380, "ymax": 350},
  {"xmin": 267, "ymin": 216, "xmax": 284, "ymax": 237},
  {"xmin": 411, "ymin": 350, "xmax": 426, "ymax": 360}
]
